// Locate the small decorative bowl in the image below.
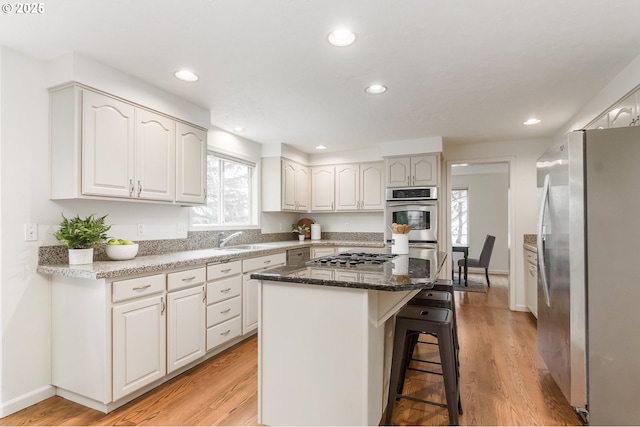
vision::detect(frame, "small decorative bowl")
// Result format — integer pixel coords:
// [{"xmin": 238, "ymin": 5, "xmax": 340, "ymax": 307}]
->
[{"xmin": 106, "ymin": 244, "xmax": 139, "ymax": 261}]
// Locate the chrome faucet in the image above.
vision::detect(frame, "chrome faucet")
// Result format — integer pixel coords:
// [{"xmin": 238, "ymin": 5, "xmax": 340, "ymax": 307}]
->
[{"xmin": 217, "ymin": 231, "xmax": 244, "ymax": 248}]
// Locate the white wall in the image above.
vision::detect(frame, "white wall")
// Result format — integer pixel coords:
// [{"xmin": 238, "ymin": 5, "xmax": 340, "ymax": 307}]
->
[
  {"xmin": 0, "ymin": 48, "xmax": 209, "ymax": 416},
  {"xmin": 451, "ymin": 171, "xmax": 509, "ymax": 273}
]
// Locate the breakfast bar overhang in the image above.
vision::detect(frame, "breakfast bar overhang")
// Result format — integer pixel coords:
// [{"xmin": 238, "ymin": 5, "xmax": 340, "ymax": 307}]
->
[{"xmin": 251, "ymin": 247, "xmax": 445, "ymax": 426}]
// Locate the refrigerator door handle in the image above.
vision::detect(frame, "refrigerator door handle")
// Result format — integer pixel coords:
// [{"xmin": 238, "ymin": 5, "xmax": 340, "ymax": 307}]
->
[{"xmin": 537, "ymin": 173, "xmax": 551, "ymax": 307}]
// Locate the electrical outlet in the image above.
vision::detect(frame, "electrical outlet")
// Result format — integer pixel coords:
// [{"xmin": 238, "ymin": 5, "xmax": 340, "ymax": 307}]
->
[
  {"xmin": 137, "ymin": 223, "xmax": 145, "ymax": 236},
  {"xmin": 24, "ymin": 223, "xmax": 38, "ymax": 241}
]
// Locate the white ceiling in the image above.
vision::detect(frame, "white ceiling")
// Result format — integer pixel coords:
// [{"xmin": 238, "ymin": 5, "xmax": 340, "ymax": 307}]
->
[{"xmin": 2, "ymin": 0, "xmax": 640, "ymax": 154}]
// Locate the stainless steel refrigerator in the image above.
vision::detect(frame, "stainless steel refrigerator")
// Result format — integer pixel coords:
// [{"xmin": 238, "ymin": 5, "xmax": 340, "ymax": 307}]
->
[{"xmin": 537, "ymin": 126, "xmax": 640, "ymax": 425}]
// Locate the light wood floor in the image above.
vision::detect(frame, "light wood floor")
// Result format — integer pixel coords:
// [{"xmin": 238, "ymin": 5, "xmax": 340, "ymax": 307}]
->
[{"xmin": 2, "ymin": 274, "xmax": 583, "ymax": 426}]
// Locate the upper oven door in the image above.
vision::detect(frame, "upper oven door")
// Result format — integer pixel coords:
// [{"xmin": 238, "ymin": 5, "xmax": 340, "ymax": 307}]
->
[{"xmin": 386, "ymin": 202, "xmax": 438, "ymax": 243}]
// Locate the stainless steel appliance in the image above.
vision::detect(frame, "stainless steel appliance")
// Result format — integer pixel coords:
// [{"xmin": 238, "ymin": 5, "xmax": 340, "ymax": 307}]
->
[
  {"xmin": 286, "ymin": 247, "xmax": 310, "ymax": 265},
  {"xmin": 537, "ymin": 126, "xmax": 640, "ymax": 425},
  {"xmin": 385, "ymin": 187, "xmax": 438, "ymax": 244}
]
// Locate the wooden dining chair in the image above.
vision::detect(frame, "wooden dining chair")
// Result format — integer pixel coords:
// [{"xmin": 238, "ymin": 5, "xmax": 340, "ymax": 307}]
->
[{"xmin": 457, "ymin": 235, "xmax": 495, "ymax": 286}]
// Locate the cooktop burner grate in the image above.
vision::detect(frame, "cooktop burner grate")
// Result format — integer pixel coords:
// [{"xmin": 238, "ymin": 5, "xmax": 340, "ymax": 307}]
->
[{"xmin": 307, "ymin": 252, "xmax": 397, "ymax": 268}]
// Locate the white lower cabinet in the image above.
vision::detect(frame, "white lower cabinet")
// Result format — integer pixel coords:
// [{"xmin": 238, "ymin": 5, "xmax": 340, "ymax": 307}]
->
[
  {"xmin": 112, "ymin": 293, "xmax": 167, "ymax": 401},
  {"xmin": 311, "ymin": 246, "xmax": 336, "ymax": 259},
  {"xmin": 167, "ymin": 284, "xmax": 206, "ymax": 373},
  {"xmin": 242, "ymin": 252, "xmax": 286, "ymax": 334},
  {"xmin": 206, "ymin": 261, "xmax": 243, "ymax": 350}
]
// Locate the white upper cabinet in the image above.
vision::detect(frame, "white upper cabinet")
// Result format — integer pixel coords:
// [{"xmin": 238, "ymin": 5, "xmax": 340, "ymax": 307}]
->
[
  {"xmin": 311, "ymin": 166, "xmax": 335, "ymax": 211},
  {"xmin": 175, "ymin": 123, "xmax": 207, "ymax": 205},
  {"xmin": 82, "ymin": 90, "xmax": 136, "ymax": 198},
  {"xmin": 308, "ymin": 162, "xmax": 384, "ymax": 212},
  {"xmin": 135, "ymin": 109, "xmax": 176, "ymax": 201},
  {"xmin": 49, "ymin": 83, "xmax": 206, "ymax": 205},
  {"xmin": 359, "ymin": 162, "xmax": 385, "ymax": 210},
  {"xmin": 335, "ymin": 164, "xmax": 359, "ymax": 211},
  {"xmin": 385, "ymin": 154, "xmax": 439, "ymax": 187},
  {"xmin": 282, "ymin": 159, "xmax": 309, "ymax": 211}
]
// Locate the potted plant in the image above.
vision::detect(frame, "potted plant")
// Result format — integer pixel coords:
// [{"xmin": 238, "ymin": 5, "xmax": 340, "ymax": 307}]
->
[
  {"xmin": 291, "ymin": 224, "xmax": 310, "ymax": 241},
  {"xmin": 54, "ymin": 214, "xmax": 111, "ymax": 265}
]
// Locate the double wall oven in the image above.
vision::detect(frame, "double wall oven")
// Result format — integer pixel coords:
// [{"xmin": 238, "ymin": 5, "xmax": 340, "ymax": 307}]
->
[{"xmin": 385, "ymin": 186, "xmax": 438, "ymax": 247}]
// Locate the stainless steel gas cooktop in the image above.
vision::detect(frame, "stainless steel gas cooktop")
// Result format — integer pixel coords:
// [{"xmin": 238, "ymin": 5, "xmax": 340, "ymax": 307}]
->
[{"xmin": 306, "ymin": 252, "xmax": 397, "ymax": 268}]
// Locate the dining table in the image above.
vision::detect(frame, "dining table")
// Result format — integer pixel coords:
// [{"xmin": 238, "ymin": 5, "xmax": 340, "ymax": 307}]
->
[{"xmin": 452, "ymin": 244, "xmax": 469, "ymax": 285}]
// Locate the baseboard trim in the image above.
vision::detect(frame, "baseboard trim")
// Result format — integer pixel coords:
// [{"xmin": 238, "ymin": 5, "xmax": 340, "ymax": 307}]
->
[{"xmin": 0, "ymin": 385, "xmax": 56, "ymax": 418}]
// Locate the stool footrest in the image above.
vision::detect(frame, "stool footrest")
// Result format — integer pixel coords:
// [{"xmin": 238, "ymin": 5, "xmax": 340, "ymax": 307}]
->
[{"xmin": 396, "ymin": 394, "xmax": 449, "ymax": 409}]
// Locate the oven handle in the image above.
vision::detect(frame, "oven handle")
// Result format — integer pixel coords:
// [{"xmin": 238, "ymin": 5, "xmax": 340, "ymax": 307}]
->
[{"xmin": 386, "ymin": 201, "xmax": 437, "ymax": 207}]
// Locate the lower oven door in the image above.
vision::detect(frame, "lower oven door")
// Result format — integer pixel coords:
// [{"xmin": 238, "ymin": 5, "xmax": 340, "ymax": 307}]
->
[{"xmin": 386, "ymin": 202, "xmax": 438, "ymax": 243}]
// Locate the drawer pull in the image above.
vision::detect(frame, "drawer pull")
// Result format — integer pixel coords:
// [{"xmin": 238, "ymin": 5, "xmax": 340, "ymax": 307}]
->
[
  {"xmin": 133, "ymin": 284, "xmax": 152, "ymax": 291},
  {"xmin": 220, "ymin": 329, "xmax": 231, "ymax": 336},
  {"xmin": 182, "ymin": 276, "xmax": 197, "ymax": 282},
  {"xmin": 221, "ymin": 268, "xmax": 232, "ymax": 273},
  {"xmin": 220, "ymin": 287, "xmax": 232, "ymax": 293},
  {"xmin": 221, "ymin": 308, "xmax": 231, "ymax": 314},
  {"xmin": 264, "ymin": 260, "xmax": 272, "ymax": 264}
]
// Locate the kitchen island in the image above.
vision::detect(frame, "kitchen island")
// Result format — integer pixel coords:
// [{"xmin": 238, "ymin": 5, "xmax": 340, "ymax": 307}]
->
[{"xmin": 251, "ymin": 247, "xmax": 445, "ymax": 426}]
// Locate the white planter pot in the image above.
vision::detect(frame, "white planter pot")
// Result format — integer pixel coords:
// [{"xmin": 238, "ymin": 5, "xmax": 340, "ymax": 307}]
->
[
  {"xmin": 68, "ymin": 248, "xmax": 94, "ymax": 265},
  {"xmin": 298, "ymin": 234, "xmax": 305, "ymax": 241}
]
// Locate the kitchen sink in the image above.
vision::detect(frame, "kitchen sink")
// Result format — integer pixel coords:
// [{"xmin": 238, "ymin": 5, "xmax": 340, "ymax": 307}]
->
[{"xmin": 221, "ymin": 244, "xmax": 272, "ymax": 251}]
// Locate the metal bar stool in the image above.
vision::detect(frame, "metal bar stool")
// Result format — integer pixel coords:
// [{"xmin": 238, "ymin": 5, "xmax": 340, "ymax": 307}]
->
[{"xmin": 385, "ymin": 306, "xmax": 461, "ymax": 426}]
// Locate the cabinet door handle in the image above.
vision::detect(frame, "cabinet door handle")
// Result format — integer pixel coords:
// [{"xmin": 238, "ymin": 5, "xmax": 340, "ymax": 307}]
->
[
  {"xmin": 129, "ymin": 179, "xmax": 135, "ymax": 197},
  {"xmin": 137, "ymin": 180, "xmax": 142, "ymax": 197},
  {"xmin": 133, "ymin": 284, "xmax": 151, "ymax": 291},
  {"xmin": 220, "ymin": 287, "xmax": 231, "ymax": 293},
  {"xmin": 221, "ymin": 308, "xmax": 231, "ymax": 314},
  {"xmin": 412, "ymin": 175, "xmax": 416, "ymax": 185},
  {"xmin": 221, "ymin": 268, "xmax": 232, "ymax": 273},
  {"xmin": 220, "ymin": 329, "xmax": 231, "ymax": 336},
  {"xmin": 331, "ymin": 201, "xmax": 334, "ymax": 210},
  {"xmin": 160, "ymin": 296, "xmax": 165, "ymax": 315},
  {"xmin": 181, "ymin": 276, "xmax": 197, "ymax": 282},
  {"xmin": 203, "ymin": 286, "xmax": 206, "ymax": 303}
]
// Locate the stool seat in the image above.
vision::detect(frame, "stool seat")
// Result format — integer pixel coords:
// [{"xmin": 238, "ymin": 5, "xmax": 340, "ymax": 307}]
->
[{"xmin": 385, "ymin": 305, "xmax": 461, "ymax": 425}]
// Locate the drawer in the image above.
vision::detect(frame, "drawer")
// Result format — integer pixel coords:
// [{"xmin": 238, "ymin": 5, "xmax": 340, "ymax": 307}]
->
[
  {"xmin": 526, "ymin": 251, "xmax": 538, "ymax": 265},
  {"xmin": 242, "ymin": 252, "xmax": 286, "ymax": 273},
  {"xmin": 207, "ymin": 296, "xmax": 241, "ymax": 327},
  {"xmin": 207, "ymin": 316, "xmax": 242, "ymax": 351},
  {"xmin": 167, "ymin": 267, "xmax": 206, "ymax": 291},
  {"xmin": 112, "ymin": 274, "xmax": 166, "ymax": 303},
  {"xmin": 207, "ymin": 260, "xmax": 241, "ymax": 281},
  {"xmin": 310, "ymin": 268, "xmax": 334, "ymax": 280},
  {"xmin": 207, "ymin": 275, "xmax": 242, "ymax": 304}
]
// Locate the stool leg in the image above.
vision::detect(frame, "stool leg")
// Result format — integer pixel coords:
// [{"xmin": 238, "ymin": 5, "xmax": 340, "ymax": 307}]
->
[
  {"xmin": 397, "ymin": 332, "xmax": 419, "ymax": 394},
  {"xmin": 437, "ymin": 325, "xmax": 460, "ymax": 425},
  {"xmin": 385, "ymin": 321, "xmax": 409, "ymax": 425}
]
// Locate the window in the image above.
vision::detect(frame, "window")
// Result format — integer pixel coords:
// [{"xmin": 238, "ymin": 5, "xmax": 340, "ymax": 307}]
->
[
  {"xmin": 451, "ymin": 188, "xmax": 468, "ymax": 245},
  {"xmin": 191, "ymin": 153, "xmax": 256, "ymax": 227}
]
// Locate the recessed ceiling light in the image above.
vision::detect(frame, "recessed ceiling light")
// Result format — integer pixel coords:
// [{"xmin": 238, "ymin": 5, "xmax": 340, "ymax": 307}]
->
[
  {"xmin": 523, "ymin": 118, "xmax": 541, "ymax": 125},
  {"xmin": 365, "ymin": 84, "xmax": 387, "ymax": 94},
  {"xmin": 232, "ymin": 127, "xmax": 246, "ymax": 133},
  {"xmin": 315, "ymin": 145, "xmax": 327, "ymax": 150},
  {"xmin": 328, "ymin": 28, "xmax": 356, "ymax": 47},
  {"xmin": 174, "ymin": 70, "xmax": 199, "ymax": 82}
]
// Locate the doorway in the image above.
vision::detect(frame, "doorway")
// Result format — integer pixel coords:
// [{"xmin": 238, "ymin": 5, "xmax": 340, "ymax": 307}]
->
[{"xmin": 445, "ymin": 159, "xmax": 514, "ymax": 308}]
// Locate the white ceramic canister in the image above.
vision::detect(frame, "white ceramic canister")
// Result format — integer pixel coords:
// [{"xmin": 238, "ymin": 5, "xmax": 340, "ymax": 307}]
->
[
  {"xmin": 391, "ymin": 233, "xmax": 409, "ymax": 254},
  {"xmin": 311, "ymin": 224, "xmax": 321, "ymax": 240}
]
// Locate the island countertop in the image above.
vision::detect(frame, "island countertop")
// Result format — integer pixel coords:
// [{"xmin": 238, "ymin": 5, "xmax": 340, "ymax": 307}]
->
[{"xmin": 251, "ymin": 246, "xmax": 446, "ymax": 291}]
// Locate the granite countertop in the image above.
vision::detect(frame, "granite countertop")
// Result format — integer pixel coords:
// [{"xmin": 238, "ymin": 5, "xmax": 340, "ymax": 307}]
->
[
  {"xmin": 250, "ymin": 247, "xmax": 446, "ymax": 292},
  {"xmin": 36, "ymin": 240, "xmax": 385, "ymax": 280}
]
